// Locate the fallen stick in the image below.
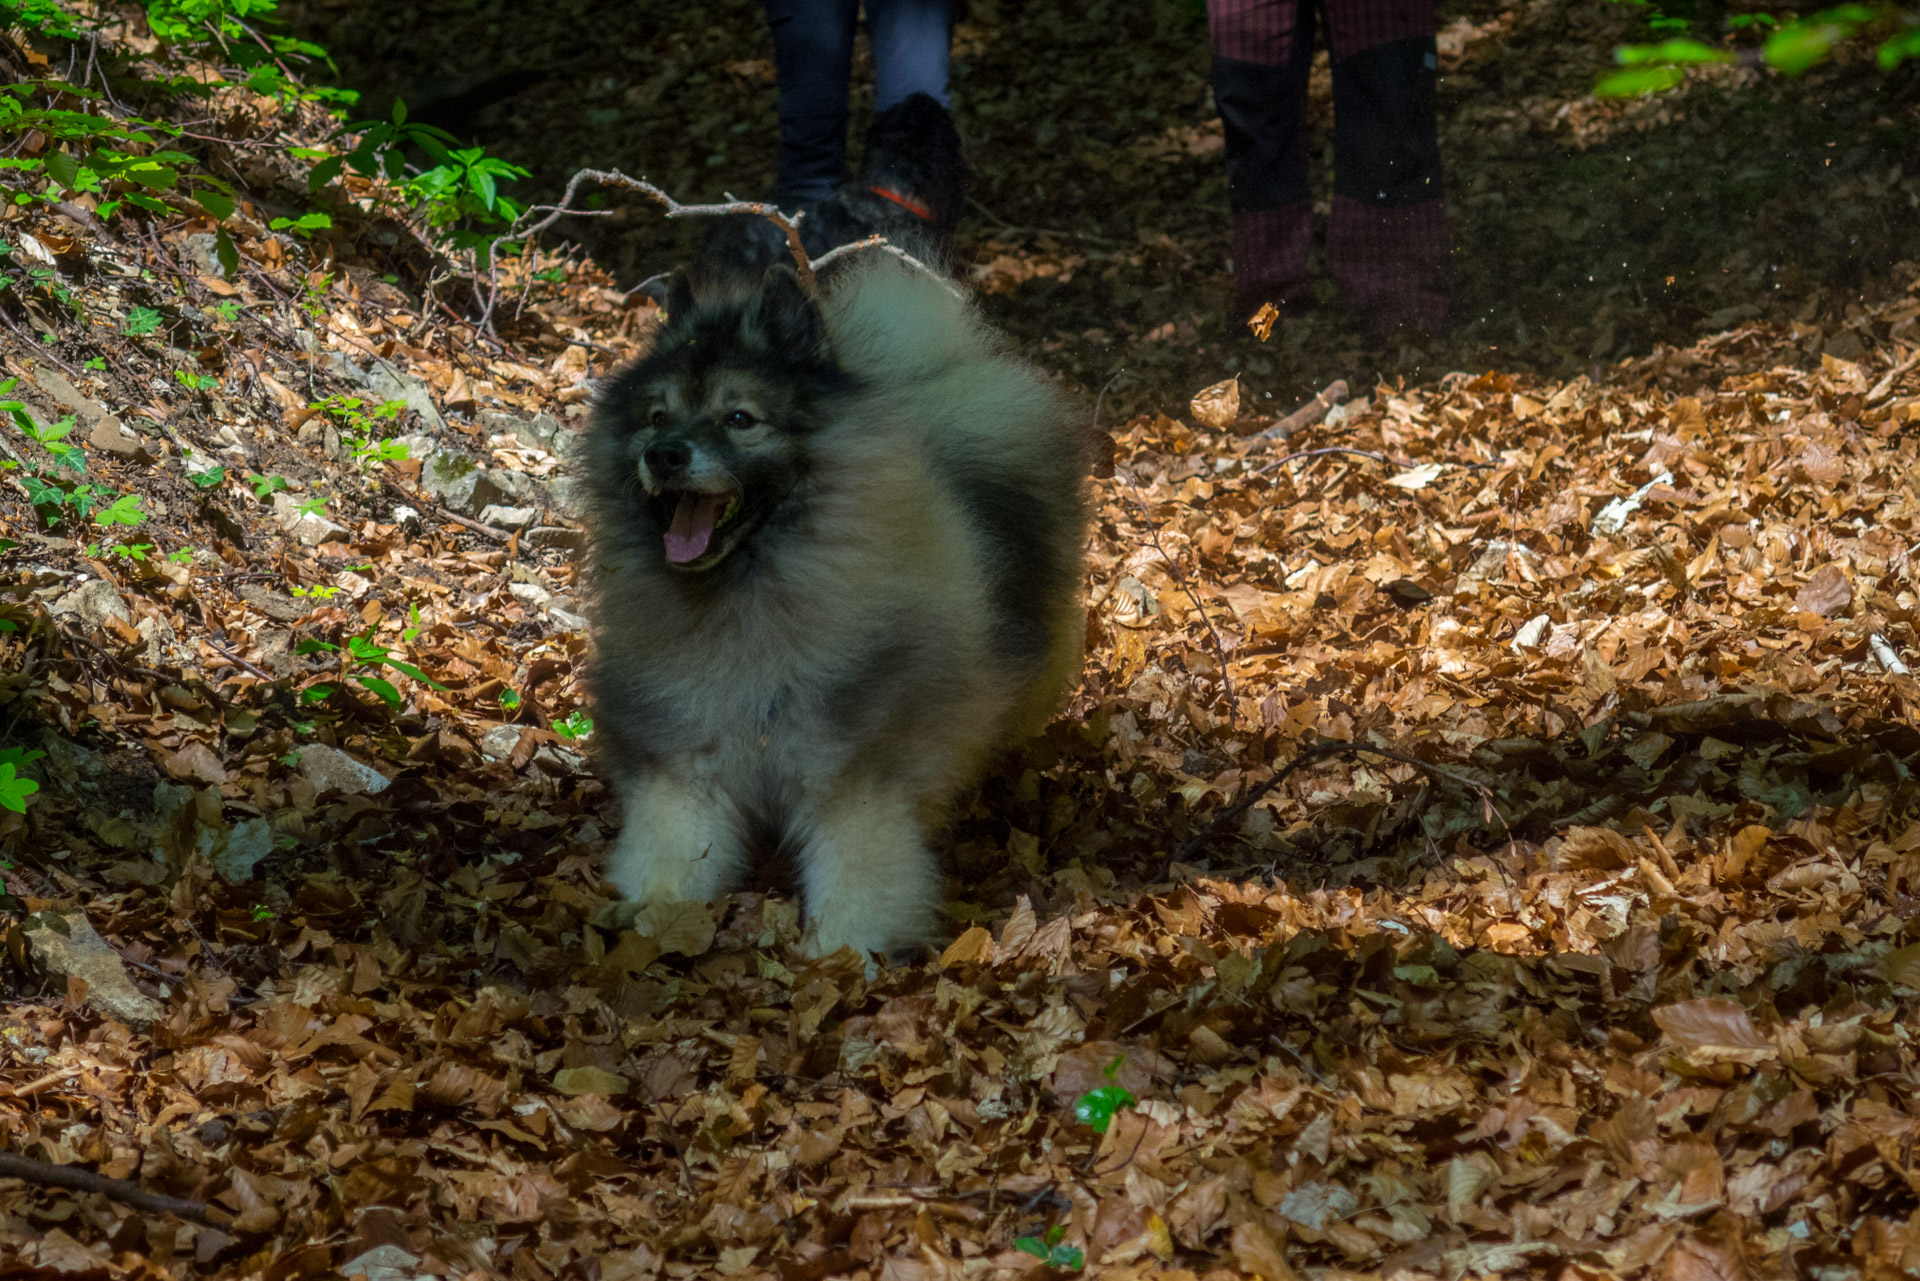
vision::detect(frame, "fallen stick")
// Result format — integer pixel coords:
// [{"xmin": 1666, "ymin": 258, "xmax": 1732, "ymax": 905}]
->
[
  {"xmin": 0, "ymin": 1150, "xmax": 226, "ymax": 1225},
  {"xmin": 1255, "ymin": 379, "xmax": 1348, "ymax": 442}
]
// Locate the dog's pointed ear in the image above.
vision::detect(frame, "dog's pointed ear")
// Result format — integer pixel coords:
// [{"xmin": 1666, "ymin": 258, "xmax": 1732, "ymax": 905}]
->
[
  {"xmin": 665, "ymin": 267, "xmax": 697, "ymax": 320},
  {"xmin": 752, "ymin": 264, "xmax": 823, "ymax": 357}
]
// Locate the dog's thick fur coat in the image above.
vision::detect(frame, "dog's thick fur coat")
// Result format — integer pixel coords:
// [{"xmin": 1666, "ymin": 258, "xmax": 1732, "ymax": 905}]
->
[{"xmin": 585, "ymin": 259, "xmax": 1088, "ymax": 959}]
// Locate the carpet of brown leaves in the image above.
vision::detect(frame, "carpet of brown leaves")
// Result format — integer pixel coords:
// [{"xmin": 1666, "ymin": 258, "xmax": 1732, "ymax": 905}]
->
[{"xmin": 5, "ymin": 8, "xmax": 1920, "ymax": 1278}]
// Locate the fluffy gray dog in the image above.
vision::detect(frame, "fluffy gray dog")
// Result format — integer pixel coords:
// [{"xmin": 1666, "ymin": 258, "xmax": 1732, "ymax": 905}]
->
[{"xmin": 584, "ymin": 257, "xmax": 1089, "ymax": 960}]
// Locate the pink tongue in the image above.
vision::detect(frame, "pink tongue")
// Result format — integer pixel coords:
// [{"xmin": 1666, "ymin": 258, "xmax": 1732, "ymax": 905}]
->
[{"xmin": 664, "ymin": 493, "xmax": 727, "ymax": 563}]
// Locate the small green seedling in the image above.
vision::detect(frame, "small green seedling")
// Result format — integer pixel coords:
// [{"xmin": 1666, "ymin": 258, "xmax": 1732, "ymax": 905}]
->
[
  {"xmin": 85, "ymin": 542, "xmax": 154, "ymax": 561},
  {"xmin": 207, "ymin": 300, "xmax": 241, "ymax": 323},
  {"xmin": 499, "ymin": 689, "xmax": 521, "ymax": 711},
  {"xmin": 270, "ymin": 211, "xmax": 332, "ymax": 237},
  {"xmin": 93, "ymin": 494, "xmax": 146, "ymax": 528},
  {"xmin": 401, "ymin": 602, "xmax": 423, "ymax": 642},
  {"xmin": 298, "ymin": 630, "xmax": 445, "ymax": 711},
  {"xmin": 173, "ymin": 369, "xmax": 219, "ymax": 393},
  {"xmin": 247, "ymin": 474, "xmax": 289, "ymax": 499},
  {"xmin": 167, "ymin": 549, "xmax": 193, "ymax": 565},
  {"xmin": 1073, "ymin": 1056, "xmax": 1136, "ymax": 1134},
  {"xmin": 553, "ymin": 710, "xmax": 593, "ymax": 741},
  {"xmin": 123, "ymin": 306, "xmax": 163, "ymax": 336},
  {"xmin": 188, "ymin": 464, "xmax": 226, "ymax": 488},
  {"xmin": 1014, "ymin": 1226, "xmax": 1083, "ymax": 1272},
  {"xmin": 0, "ymin": 747, "xmax": 45, "ymax": 814},
  {"xmin": 82, "ymin": 357, "xmax": 106, "ymax": 371},
  {"xmin": 289, "ymin": 583, "xmax": 340, "ymax": 599}
]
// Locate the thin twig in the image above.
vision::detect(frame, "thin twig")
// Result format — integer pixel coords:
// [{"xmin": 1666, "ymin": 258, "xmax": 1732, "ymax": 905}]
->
[
  {"xmin": 0, "ymin": 1150, "xmax": 225, "ymax": 1225},
  {"xmin": 1255, "ymin": 380, "xmax": 1348, "ymax": 441},
  {"xmin": 1255, "ymin": 446, "xmax": 1410, "ymax": 475},
  {"xmin": 810, "ymin": 235, "xmax": 965, "ymax": 298},
  {"xmin": 509, "ymin": 170, "xmax": 816, "ymax": 289}
]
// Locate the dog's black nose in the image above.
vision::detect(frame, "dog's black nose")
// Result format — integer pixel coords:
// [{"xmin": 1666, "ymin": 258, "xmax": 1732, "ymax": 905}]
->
[{"xmin": 644, "ymin": 439, "xmax": 692, "ymax": 478}]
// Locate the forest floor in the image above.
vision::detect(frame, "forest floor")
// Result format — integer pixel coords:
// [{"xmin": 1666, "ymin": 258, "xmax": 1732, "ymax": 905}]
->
[{"xmin": 2, "ymin": 0, "xmax": 1920, "ymax": 1279}]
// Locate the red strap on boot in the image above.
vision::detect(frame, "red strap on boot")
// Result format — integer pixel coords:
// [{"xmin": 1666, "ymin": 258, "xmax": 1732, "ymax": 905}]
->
[{"xmin": 868, "ymin": 185, "xmax": 935, "ymax": 221}]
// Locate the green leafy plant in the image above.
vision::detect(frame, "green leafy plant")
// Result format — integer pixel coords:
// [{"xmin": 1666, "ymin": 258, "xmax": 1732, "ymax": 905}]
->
[
  {"xmin": 498, "ymin": 688, "xmax": 521, "ymax": 711},
  {"xmin": 123, "ymin": 306, "xmax": 164, "ymax": 336},
  {"xmin": 269, "ymin": 210, "xmax": 332, "ymax": 238},
  {"xmin": 288, "ymin": 583, "xmax": 340, "ymax": 598},
  {"xmin": 1599, "ymin": 1, "xmax": 1920, "ymax": 96},
  {"xmin": 309, "ymin": 394, "xmax": 409, "ymax": 466},
  {"xmin": 166, "ymin": 548, "xmax": 194, "ymax": 564},
  {"xmin": 206, "ymin": 299, "xmax": 241, "ymax": 323},
  {"xmin": 0, "ymin": 747, "xmax": 43, "ymax": 814},
  {"xmin": 174, "ymin": 368, "xmax": 219, "ymax": 393},
  {"xmin": 188, "ymin": 464, "xmax": 227, "ymax": 488},
  {"xmin": 553, "ymin": 710, "xmax": 594, "ymax": 740},
  {"xmin": 247, "ymin": 473, "xmax": 289, "ymax": 499},
  {"xmin": 1072, "ymin": 1057, "xmax": 1136, "ymax": 1134},
  {"xmin": 1014, "ymin": 1227, "xmax": 1083, "ymax": 1272},
  {"xmin": 93, "ymin": 493, "xmax": 146, "ymax": 528},
  {"xmin": 401, "ymin": 602, "xmax": 424, "ymax": 642},
  {"xmin": 297, "ymin": 630, "xmax": 445, "ymax": 710},
  {"xmin": 85, "ymin": 541, "xmax": 155, "ymax": 560}
]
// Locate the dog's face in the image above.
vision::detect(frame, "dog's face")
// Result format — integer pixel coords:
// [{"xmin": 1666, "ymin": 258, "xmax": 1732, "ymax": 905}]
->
[{"xmin": 596, "ymin": 266, "xmax": 846, "ymax": 572}]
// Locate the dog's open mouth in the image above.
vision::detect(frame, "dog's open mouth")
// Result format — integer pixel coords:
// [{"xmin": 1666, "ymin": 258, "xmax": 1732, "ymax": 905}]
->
[{"xmin": 657, "ymin": 489, "xmax": 756, "ymax": 569}]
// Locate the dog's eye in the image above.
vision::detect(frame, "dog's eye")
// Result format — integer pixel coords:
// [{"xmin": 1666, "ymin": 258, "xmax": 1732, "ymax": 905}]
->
[
  {"xmin": 647, "ymin": 408, "xmax": 667, "ymax": 428},
  {"xmin": 723, "ymin": 410, "xmax": 756, "ymax": 430}
]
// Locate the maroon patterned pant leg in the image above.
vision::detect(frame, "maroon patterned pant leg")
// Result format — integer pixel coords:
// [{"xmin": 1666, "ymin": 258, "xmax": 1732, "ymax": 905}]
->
[
  {"xmin": 1232, "ymin": 202, "xmax": 1313, "ymax": 319},
  {"xmin": 1208, "ymin": 0, "xmax": 1315, "ymax": 320},
  {"xmin": 1323, "ymin": 0, "xmax": 1452, "ymax": 335},
  {"xmin": 1326, "ymin": 197, "xmax": 1451, "ymax": 334}
]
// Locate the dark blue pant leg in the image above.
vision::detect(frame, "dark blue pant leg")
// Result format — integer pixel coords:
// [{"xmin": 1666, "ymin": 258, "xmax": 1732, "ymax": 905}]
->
[
  {"xmin": 765, "ymin": 0, "xmax": 861, "ymax": 204},
  {"xmin": 867, "ymin": 0, "xmax": 953, "ymax": 111}
]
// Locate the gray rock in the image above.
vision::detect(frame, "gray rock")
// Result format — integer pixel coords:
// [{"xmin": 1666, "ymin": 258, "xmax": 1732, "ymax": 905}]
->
[
  {"xmin": 543, "ymin": 475, "xmax": 590, "ymax": 519},
  {"xmin": 294, "ymin": 744, "xmax": 391, "ymax": 795},
  {"xmin": 208, "ymin": 817, "xmax": 273, "ymax": 884},
  {"xmin": 271, "ymin": 493, "xmax": 350, "ymax": 546},
  {"xmin": 481, "ymin": 504, "xmax": 537, "ymax": 532},
  {"xmin": 532, "ymin": 743, "xmax": 586, "ymax": 776},
  {"xmin": 480, "ymin": 409, "xmax": 562, "ymax": 452},
  {"xmin": 50, "ymin": 578, "xmax": 131, "ymax": 630},
  {"xmin": 20, "ymin": 369, "xmax": 148, "ymax": 461},
  {"xmin": 527, "ymin": 525, "xmax": 587, "ymax": 552},
  {"xmin": 479, "ymin": 724, "xmax": 523, "ymax": 761},
  {"xmin": 180, "ymin": 232, "xmax": 230, "ymax": 278},
  {"xmin": 490, "ymin": 469, "xmax": 542, "ymax": 505},
  {"xmin": 24, "ymin": 911, "xmax": 162, "ymax": 1029},
  {"xmin": 256, "ymin": 629, "xmax": 297, "ymax": 677},
  {"xmin": 236, "ymin": 583, "xmax": 306, "ymax": 623},
  {"xmin": 549, "ymin": 606, "xmax": 588, "ymax": 632},
  {"xmin": 358, "ymin": 359, "xmax": 446, "ymax": 432},
  {"xmin": 507, "ymin": 581, "xmax": 551, "ymax": 608}
]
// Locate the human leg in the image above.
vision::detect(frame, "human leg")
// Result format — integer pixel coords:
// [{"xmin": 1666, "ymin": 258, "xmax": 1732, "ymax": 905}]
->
[
  {"xmin": 865, "ymin": 0, "xmax": 953, "ymax": 111},
  {"xmin": 765, "ymin": 0, "xmax": 862, "ymax": 203},
  {"xmin": 1208, "ymin": 0, "xmax": 1316, "ymax": 322},
  {"xmin": 1324, "ymin": 0, "xmax": 1451, "ymax": 334}
]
